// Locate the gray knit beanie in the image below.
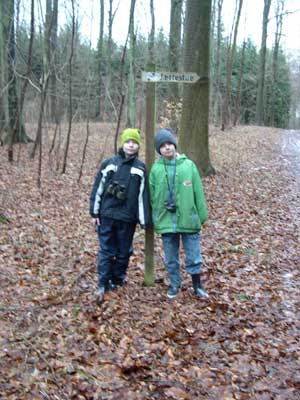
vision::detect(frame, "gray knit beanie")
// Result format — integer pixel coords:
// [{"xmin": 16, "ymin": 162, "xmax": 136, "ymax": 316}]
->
[{"xmin": 154, "ymin": 129, "xmax": 177, "ymax": 154}]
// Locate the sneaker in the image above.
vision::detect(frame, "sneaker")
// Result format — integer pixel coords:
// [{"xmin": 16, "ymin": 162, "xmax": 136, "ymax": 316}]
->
[
  {"xmin": 167, "ymin": 286, "xmax": 179, "ymax": 299},
  {"xmin": 195, "ymin": 286, "xmax": 209, "ymax": 299},
  {"xmin": 95, "ymin": 287, "xmax": 105, "ymax": 304}
]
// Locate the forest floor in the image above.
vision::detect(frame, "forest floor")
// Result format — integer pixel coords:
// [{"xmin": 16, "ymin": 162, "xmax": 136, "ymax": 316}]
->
[{"xmin": 0, "ymin": 124, "xmax": 300, "ymax": 400}]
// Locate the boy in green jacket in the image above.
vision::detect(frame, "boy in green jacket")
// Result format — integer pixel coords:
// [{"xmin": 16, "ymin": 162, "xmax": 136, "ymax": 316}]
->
[{"xmin": 149, "ymin": 129, "xmax": 209, "ymax": 299}]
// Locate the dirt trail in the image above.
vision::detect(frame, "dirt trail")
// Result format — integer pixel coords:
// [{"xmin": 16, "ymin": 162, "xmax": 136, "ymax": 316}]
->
[{"xmin": 278, "ymin": 130, "xmax": 300, "ymax": 320}]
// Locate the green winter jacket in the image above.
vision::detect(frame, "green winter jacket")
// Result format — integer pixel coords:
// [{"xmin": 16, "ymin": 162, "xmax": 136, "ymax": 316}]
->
[{"xmin": 149, "ymin": 154, "xmax": 208, "ymax": 234}]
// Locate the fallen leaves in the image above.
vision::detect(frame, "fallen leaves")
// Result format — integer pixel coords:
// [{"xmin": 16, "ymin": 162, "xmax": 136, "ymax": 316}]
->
[{"xmin": 1, "ymin": 125, "xmax": 300, "ymax": 399}]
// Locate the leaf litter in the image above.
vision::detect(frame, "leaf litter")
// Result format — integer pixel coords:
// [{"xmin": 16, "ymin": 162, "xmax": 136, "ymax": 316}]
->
[{"xmin": 0, "ymin": 124, "xmax": 300, "ymax": 399}]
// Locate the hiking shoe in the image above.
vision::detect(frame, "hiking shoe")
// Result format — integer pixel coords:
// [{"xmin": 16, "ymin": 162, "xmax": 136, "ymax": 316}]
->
[
  {"xmin": 112, "ymin": 278, "xmax": 125, "ymax": 288},
  {"xmin": 95, "ymin": 287, "xmax": 105, "ymax": 304},
  {"xmin": 194, "ymin": 286, "xmax": 209, "ymax": 299},
  {"xmin": 107, "ymin": 281, "xmax": 117, "ymax": 291},
  {"xmin": 167, "ymin": 286, "xmax": 179, "ymax": 299}
]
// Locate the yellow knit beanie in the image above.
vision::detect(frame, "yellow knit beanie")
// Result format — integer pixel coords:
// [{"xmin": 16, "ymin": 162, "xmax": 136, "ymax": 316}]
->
[{"xmin": 121, "ymin": 128, "xmax": 141, "ymax": 145}]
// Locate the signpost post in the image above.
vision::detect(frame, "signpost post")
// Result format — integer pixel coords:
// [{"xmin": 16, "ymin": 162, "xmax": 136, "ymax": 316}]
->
[{"xmin": 142, "ymin": 70, "xmax": 199, "ymax": 286}]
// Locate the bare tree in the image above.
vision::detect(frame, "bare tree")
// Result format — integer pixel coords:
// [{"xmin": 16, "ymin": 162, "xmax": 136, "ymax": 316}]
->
[
  {"xmin": 168, "ymin": 0, "xmax": 183, "ymax": 103},
  {"xmin": 256, "ymin": 0, "xmax": 272, "ymax": 125},
  {"xmin": 144, "ymin": 0, "xmax": 156, "ymax": 287},
  {"xmin": 270, "ymin": 0, "xmax": 284, "ymax": 126},
  {"xmin": 48, "ymin": 0, "xmax": 58, "ymax": 123},
  {"xmin": 127, "ymin": 0, "xmax": 137, "ymax": 127},
  {"xmin": 211, "ymin": 0, "xmax": 223, "ymax": 125},
  {"xmin": 1, "ymin": 0, "xmax": 30, "ymax": 152},
  {"xmin": 233, "ymin": 40, "xmax": 246, "ymax": 126},
  {"xmin": 62, "ymin": 0, "xmax": 75, "ymax": 174},
  {"xmin": 104, "ymin": 0, "xmax": 118, "ymax": 120},
  {"xmin": 96, "ymin": 0, "xmax": 104, "ymax": 120},
  {"xmin": 8, "ymin": 0, "xmax": 35, "ymax": 162},
  {"xmin": 221, "ymin": 0, "xmax": 244, "ymax": 131},
  {"xmin": 30, "ymin": 0, "xmax": 55, "ymax": 160}
]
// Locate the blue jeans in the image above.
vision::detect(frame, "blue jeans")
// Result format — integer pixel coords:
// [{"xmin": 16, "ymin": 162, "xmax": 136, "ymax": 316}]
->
[
  {"xmin": 161, "ymin": 232, "xmax": 203, "ymax": 288},
  {"xmin": 97, "ymin": 217, "xmax": 136, "ymax": 288}
]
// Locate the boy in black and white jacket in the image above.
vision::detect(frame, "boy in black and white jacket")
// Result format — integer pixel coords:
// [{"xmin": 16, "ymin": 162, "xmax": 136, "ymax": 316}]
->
[{"xmin": 90, "ymin": 128, "xmax": 150, "ymax": 304}]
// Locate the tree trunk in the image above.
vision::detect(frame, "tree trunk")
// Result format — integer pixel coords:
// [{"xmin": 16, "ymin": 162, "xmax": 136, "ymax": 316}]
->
[
  {"xmin": 270, "ymin": 0, "xmax": 283, "ymax": 127},
  {"xmin": 62, "ymin": 0, "xmax": 75, "ymax": 174},
  {"xmin": 127, "ymin": 0, "xmax": 136, "ymax": 127},
  {"xmin": 49, "ymin": 0, "xmax": 58, "ymax": 123},
  {"xmin": 104, "ymin": 0, "xmax": 115, "ymax": 120},
  {"xmin": 211, "ymin": 0, "xmax": 223, "ymax": 126},
  {"xmin": 144, "ymin": 0, "xmax": 156, "ymax": 287},
  {"xmin": 167, "ymin": 0, "xmax": 183, "ymax": 134},
  {"xmin": 8, "ymin": 0, "xmax": 35, "ymax": 161},
  {"xmin": 2, "ymin": 0, "xmax": 30, "ymax": 150},
  {"xmin": 168, "ymin": 0, "xmax": 183, "ymax": 103},
  {"xmin": 255, "ymin": 0, "xmax": 272, "ymax": 125},
  {"xmin": 96, "ymin": 0, "xmax": 104, "ymax": 120},
  {"xmin": 233, "ymin": 40, "xmax": 246, "ymax": 126},
  {"xmin": 179, "ymin": 0, "xmax": 214, "ymax": 176},
  {"xmin": 221, "ymin": 0, "xmax": 243, "ymax": 131},
  {"xmin": 0, "ymin": 0, "xmax": 8, "ymax": 139}
]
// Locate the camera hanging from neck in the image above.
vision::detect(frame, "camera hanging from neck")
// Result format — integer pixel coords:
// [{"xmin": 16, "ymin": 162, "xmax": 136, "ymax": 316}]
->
[{"xmin": 163, "ymin": 159, "xmax": 176, "ymax": 213}]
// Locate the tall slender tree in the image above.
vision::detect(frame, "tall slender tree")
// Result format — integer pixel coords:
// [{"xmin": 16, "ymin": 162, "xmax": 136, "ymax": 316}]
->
[
  {"xmin": 2, "ymin": 0, "xmax": 29, "ymax": 148},
  {"xmin": 62, "ymin": 0, "xmax": 75, "ymax": 173},
  {"xmin": 256, "ymin": 0, "xmax": 272, "ymax": 125},
  {"xmin": 233, "ymin": 40, "xmax": 246, "ymax": 126},
  {"xmin": 127, "ymin": 0, "xmax": 137, "ymax": 127},
  {"xmin": 8, "ymin": 0, "xmax": 35, "ymax": 161},
  {"xmin": 270, "ymin": 0, "xmax": 284, "ymax": 126},
  {"xmin": 144, "ymin": 0, "xmax": 156, "ymax": 286},
  {"xmin": 167, "ymin": 0, "xmax": 183, "ymax": 134},
  {"xmin": 96, "ymin": 0, "xmax": 104, "ymax": 120},
  {"xmin": 221, "ymin": 0, "xmax": 243, "ymax": 130},
  {"xmin": 211, "ymin": 0, "xmax": 223, "ymax": 125},
  {"xmin": 168, "ymin": 0, "xmax": 183, "ymax": 103},
  {"xmin": 104, "ymin": 0, "xmax": 117, "ymax": 120},
  {"xmin": 179, "ymin": 0, "xmax": 214, "ymax": 176},
  {"xmin": 0, "ymin": 0, "xmax": 7, "ymax": 137},
  {"xmin": 48, "ymin": 0, "xmax": 58, "ymax": 122}
]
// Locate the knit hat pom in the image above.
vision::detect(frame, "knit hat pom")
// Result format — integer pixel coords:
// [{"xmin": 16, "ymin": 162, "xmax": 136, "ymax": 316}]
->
[
  {"xmin": 121, "ymin": 128, "xmax": 141, "ymax": 145},
  {"xmin": 154, "ymin": 129, "xmax": 177, "ymax": 154}
]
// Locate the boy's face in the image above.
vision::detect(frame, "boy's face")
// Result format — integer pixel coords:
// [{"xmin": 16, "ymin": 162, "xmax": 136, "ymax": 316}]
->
[
  {"xmin": 160, "ymin": 142, "xmax": 176, "ymax": 159},
  {"xmin": 123, "ymin": 140, "xmax": 139, "ymax": 156}
]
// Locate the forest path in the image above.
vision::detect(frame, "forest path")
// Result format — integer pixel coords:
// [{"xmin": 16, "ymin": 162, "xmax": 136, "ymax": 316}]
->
[{"xmin": 278, "ymin": 130, "xmax": 300, "ymax": 321}]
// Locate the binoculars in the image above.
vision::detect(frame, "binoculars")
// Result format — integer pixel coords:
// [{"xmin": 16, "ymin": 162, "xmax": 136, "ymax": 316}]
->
[{"xmin": 106, "ymin": 181, "xmax": 127, "ymax": 200}]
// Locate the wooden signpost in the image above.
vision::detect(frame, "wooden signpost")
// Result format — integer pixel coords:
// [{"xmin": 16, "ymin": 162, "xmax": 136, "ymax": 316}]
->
[{"xmin": 142, "ymin": 69, "xmax": 199, "ymax": 286}]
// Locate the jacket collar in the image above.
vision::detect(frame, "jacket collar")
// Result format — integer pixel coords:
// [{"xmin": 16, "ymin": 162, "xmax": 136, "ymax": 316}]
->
[{"xmin": 118, "ymin": 148, "xmax": 138, "ymax": 163}]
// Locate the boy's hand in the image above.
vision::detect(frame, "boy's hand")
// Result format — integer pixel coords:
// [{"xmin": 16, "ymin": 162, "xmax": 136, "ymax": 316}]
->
[
  {"xmin": 95, "ymin": 217, "xmax": 101, "ymax": 226},
  {"xmin": 93, "ymin": 218, "xmax": 101, "ymax": 231}
]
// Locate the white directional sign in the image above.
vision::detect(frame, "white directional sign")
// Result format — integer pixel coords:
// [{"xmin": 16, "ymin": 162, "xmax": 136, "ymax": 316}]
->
[{"xmin": 142, "ymin": 71, "xmax": 200, "ymax": 83}]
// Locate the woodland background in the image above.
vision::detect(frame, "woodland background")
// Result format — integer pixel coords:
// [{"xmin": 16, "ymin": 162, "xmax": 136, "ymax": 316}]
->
[
  {"xmin": 1, "ymin": 0, "xmax": 300, "ymax": 399},
  {"xmin": 1, "ymin": 0, "xmax": 300, "ymax": 170}
]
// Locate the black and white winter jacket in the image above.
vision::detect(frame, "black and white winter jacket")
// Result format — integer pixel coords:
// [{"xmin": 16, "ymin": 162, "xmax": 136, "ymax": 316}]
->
[{"xmin": 89, "ymin": 149, "xmax": 150, "ymax": 227}]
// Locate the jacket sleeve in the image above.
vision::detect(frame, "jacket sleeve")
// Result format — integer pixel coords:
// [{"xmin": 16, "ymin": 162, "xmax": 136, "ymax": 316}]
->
[
  {"xmin": 89, "ymin": 162, "xmax": 107, "ymax": 218},
  {"xmin": 192, "ymin": 162, "xmax": 208, "ymax": 225},
  {"xmin": 149, "ymin": 166, "xmax": 155, "ymax": 208},
  {"xmin": 140, "ymin": 169, "xmax": 152, "ymax": 228}
]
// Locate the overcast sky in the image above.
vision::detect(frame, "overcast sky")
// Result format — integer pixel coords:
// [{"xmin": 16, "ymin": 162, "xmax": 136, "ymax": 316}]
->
[{"xmin": 31, "ymin": 0, "xmax": 300, "ymax": 51}]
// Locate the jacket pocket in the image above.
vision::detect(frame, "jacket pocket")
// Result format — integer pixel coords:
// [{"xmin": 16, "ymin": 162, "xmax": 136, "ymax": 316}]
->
[{"xmin": 191, "ymin": 209, "xmax": 201, "ymax": 229}]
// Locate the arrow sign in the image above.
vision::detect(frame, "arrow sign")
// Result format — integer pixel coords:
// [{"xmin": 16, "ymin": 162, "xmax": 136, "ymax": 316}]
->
[{"xmin": 142, "ymin": 71, "xmax": 200, "ymax": 83}]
